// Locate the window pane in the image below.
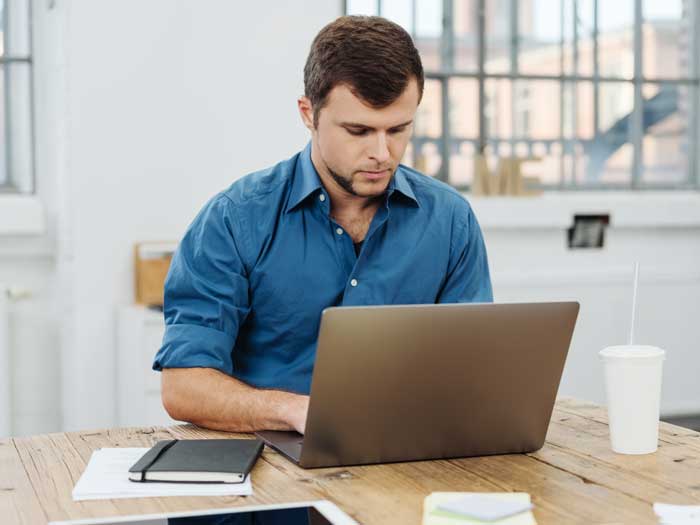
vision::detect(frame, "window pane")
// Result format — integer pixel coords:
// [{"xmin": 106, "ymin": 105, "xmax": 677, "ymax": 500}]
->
[
  {"xmin": 4, "ymin": 0, "xmax": 30, "ymax": 56},
  {"xmin": 528, "ymin": 141, "xmax": 563, "ymax": 186},
  {"xmin": 449, "ymin": 140, "xmax": 476, "ymax": 186},
  {"xmin": 580, "ymin": 81, "xmax": 595, "ymax": 140},
  {"xmin": 414, "ymin": 37, "xmax": 441, "ymax": 71},
  {"xmin": 598, "ymin": 1, "xmax": 635, "ymax": 79},
  {"xmin": 414, "ymin": 78, "xmax": 442, "ymax": 138},
  {"xmin": 483, "ymin": 79, "xmax": 512, "ymax": 185},
  {"xmin": 584, "ymin": 82, "xmax": 634, "ymax": 185},
  {"xmin": 563, "ymin": 81, "xmax": 607, "ymax": 185},
  {"xmin": 519, "ymin": 0, "xmax": 562, "ymax": 75},
  {"xmin": 563, "ymin": 0, "xmax": 594, "ymax": 77},
  {"xmin": 484, "ymin": 0, "xmax": 511, "ymax": 73},
  {"xmin": 453, "ymin": 0, "xmax": 478, "ymax": 71},
  {"xmin": 513, "ymin": 80, "xmax": 559, "ymax": 139},
  {"xmin": 598, "ymin": 82, "xmax": 634, "ymax": 131},
  {"xmin": 448, "ymin": 77, "xmax": 478, "ymax": 187},
  {"xmin": 0, "ymin": 0, "xmax": 4, "ymax": 56},
  {"xmin": 641, "ymin": 83, "xmax": 691, "ymax": 184},
  {"xmin": 642, "ymin": 0, "xmax": 692, "ymax": 79},
  {"xmin": 401, "ymin": 140, "xmax": 415, "ymax": 168},
  {"xmin": 413, "ymin": 140, "xmax": 442, "ymax": 177},
  {"xmin": 0, "ymin": 68, "xmax": 5, "ymax": 187},
  {"xmin": 513, "ymin": 80, "xmax": 561, "ymax": 186},
  {"xmin": 4, "ymin": 62, "xmax": 33, "ymax": 192},
  {"xmin": 484, "ymin": 78, "xmax": 513, "ymax": 142},
  {"xmin": 414, "ymin": 0, "xmax": 443, "ymax": 70},
  {"xmin": 415, "ymin": 0, "xmax": 442, "ymax": 37},
  {"xmin": 449, "ymin": 78, "xmax": 478, "ymax": 138},
  {"xmin": 381, "ymin": 0, "xmax": 413, "ymax": 32},
  {"xmin": 346, "ymin": 0, "xmax": 377, "ymax": 15}
]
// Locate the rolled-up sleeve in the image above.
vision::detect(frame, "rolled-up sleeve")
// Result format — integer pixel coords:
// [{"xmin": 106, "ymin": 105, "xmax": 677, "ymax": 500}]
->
[
  {"xmin": 153, "ymin": 194, "xmax": 250, "ymax": 374},
  {"xmin": 437, "ymin": 202, "xmax": 494, "ymax": 304}
]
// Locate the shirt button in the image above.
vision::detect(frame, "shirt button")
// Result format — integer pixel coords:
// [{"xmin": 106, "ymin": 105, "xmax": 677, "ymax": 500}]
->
[
  {"xmin": 336, "ymin": 227, "xmax": 343, "ymax": 235},
  {"xmin": 319, "ymin": 194, "xmax": 326, "ymax": 202},
  {"xmin": 350, "ymin": 279, "xmax": 358, "ymax": 287}
]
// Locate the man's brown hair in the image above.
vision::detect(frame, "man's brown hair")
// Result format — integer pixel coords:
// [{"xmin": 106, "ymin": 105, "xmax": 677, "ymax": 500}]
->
[{"xmin": 304, "ymin": 15, "xmax": 424, "ymax": 127}]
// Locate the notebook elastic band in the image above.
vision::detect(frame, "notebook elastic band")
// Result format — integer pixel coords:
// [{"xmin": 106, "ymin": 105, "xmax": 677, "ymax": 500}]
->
[{"xmin": 139, "ymin": 439, "xmax": 178, "ymax": 482}]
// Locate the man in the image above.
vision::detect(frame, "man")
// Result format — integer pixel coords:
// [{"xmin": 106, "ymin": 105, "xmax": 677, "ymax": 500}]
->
[{"xmin": 154, "ymin": 15, "xmax": 493, "ymax": 435}]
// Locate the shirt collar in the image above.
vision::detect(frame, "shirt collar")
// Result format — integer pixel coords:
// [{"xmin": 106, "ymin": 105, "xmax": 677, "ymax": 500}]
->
[
  {"xmin": 285, "ymin": 141, "xmax": 420, "ymax": 213},
  {"xmin": 285, "ymin": 142, "xmax": 323, "ymax": 214},
  {"xmin": 388, "ymin": 166, "xmax": 420, "ymax": 208}
]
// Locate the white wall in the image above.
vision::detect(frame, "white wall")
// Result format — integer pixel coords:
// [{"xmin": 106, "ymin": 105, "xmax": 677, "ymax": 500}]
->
[
  {"xmin": 0, "ymin": 0, "xmax": 698, "ymax": 437},
  {"xmin": 58, "ymin": 0, "xmax": 341, "ymax": 430}
]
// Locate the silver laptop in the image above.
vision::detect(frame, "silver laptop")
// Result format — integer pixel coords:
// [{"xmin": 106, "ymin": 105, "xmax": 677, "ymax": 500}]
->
[{"xmin": 256, "ymin": 301, "xmax": 579, "ymax": 469}]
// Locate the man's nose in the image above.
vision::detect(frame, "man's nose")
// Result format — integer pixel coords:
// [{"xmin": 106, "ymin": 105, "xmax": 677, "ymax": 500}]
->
[{"xmin": 370, "ymin": 133, "xmax": 391, "ymax": 164}]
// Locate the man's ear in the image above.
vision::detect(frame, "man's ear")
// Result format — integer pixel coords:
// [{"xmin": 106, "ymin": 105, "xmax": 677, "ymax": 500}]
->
[{"xmin": 297, "ymin": 96, "xmax": 315, "ymax": 131}]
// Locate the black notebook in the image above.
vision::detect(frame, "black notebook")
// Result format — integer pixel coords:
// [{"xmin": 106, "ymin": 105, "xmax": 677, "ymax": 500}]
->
[{"xmin": 128, "ymin": 439, "xmax": 264, "ymax": 484}]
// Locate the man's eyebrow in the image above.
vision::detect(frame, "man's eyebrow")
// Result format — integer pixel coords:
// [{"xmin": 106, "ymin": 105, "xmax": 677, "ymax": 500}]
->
[{"xmin": 339, "ymin": 119, "xmax": 414, "ymax": 130}]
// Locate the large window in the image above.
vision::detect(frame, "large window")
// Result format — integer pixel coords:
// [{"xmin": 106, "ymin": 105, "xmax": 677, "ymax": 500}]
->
[
  {"xmin": 346, "ymin": 0, "xmax": 699, "ymax": 190},
  {"xmin": 0, "ymin": 0, "xmax": 34, "ymax": 194}
]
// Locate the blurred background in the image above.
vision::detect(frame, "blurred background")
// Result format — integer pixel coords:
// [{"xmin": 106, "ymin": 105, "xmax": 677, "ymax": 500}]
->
[{"xmin": 0, "ymin": 0, "xmax": 698, "ymax": 437}]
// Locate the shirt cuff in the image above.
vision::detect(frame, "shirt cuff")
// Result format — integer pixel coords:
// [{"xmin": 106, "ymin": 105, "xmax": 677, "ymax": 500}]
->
[{"xmin": 153, "ymin": 323, "xmax": 236, "ymax": 374}]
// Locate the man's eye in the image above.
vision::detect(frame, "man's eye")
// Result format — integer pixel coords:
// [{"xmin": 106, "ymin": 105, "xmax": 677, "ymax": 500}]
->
[
  {"xmin": 389, "ymin": 127, "xmax": 407, "ymax": 134},
  {"xmin": 347, "ymin": 128, "xmax": 368, "ymax": 136}
]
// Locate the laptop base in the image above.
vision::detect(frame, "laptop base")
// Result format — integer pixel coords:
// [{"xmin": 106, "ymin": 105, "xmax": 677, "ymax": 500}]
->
[{"xmin": 256, "ymin": 430, "xmax": 303, "ymax": 465}]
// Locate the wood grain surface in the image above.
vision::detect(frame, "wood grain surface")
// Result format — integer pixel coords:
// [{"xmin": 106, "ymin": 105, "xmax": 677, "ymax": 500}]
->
[{"xmin": 3, "ymin": 398, "xmax": 699, "ymax": 525}]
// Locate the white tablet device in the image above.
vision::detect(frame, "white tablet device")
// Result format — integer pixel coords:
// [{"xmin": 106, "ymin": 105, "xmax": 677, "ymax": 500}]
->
[{"xmin": 48, "ymin": 500, "xmax": 357, "ymax": 525}]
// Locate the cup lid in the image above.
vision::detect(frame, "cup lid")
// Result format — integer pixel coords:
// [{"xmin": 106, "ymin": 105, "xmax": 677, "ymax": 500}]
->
[{"xmin": 599, "ymin": 345, "xmax": 665, "ymax": 359}]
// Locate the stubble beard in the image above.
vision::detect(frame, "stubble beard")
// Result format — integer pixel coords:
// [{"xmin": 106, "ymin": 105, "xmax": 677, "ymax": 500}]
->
[{"xmin": 323, "ymin": 157, "xmax": 394, "ymax": 198}]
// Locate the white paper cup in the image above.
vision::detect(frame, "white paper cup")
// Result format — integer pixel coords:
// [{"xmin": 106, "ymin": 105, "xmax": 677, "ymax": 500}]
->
[{"xmin": 599, "ymin": 345, "xmax": 665, "ymax": 454}]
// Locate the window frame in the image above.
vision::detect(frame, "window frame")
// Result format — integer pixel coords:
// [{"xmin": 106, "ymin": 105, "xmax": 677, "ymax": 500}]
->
[
  {"xmin": 345, "ymin": 0, "xmax": 700, "ymax": 191},
  {"xmin": 0, "ymin": 0, "xmax": 35, "ymax": 194}
]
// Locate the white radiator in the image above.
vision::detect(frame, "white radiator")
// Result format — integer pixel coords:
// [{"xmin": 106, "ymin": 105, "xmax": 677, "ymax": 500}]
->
[
  {"xmin": 0, "ymin": 286, "xmax": 31, "ymax": 438},
  {"xmin": 0, "ymin": 287, "xmax": 10, "ymax": 437}
]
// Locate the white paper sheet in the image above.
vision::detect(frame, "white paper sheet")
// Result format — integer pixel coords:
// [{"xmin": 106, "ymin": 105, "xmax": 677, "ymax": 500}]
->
[
  {"xmin": 654, "ymin": 503, "xmax": 700, "ymax": 524},
  {"xmin": 72, "ymin": 448, "xmax": 254, "ymax": 501}
]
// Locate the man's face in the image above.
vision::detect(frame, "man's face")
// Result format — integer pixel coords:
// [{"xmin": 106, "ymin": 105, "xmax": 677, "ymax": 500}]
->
[{"xmin": 302, "ymin": 79, "xmax": 420, "ymax": 198}]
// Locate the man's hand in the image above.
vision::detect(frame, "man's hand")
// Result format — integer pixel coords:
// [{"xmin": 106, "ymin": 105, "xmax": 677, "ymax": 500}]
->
[{"xmin": 286, "ymin": 394, "xmax": 310, "ymax": 434}]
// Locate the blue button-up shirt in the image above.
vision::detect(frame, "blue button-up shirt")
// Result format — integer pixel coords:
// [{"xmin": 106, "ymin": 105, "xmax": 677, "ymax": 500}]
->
[{"xmin": 153, "ymin": 142, "xmax": 493, "ymax": 394}]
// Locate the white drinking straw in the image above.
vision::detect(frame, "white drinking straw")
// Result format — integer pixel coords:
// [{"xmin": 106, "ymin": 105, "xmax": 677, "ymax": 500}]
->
[{"xmin": 629, "ymin": 262, "xmax": 640, "ymax": 345}]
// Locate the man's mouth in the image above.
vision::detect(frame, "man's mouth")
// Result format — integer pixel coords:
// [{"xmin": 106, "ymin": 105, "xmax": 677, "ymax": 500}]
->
[{"xmin": 358, "ymin": 169, "xmax": 390, "ymax": 181}]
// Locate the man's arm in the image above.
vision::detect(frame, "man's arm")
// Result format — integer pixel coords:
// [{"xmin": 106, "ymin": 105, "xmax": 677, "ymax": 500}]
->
[
  {"xmin": 155, "ymin": 196, "xmax": 309, "ymax": 433},
  {"xmin": 161, "ymin": 367, "xmax": 309, "ymax": 434},
  {"xmin": 436, "ymin": 202, "xmax": 493, "ymax": 303}
]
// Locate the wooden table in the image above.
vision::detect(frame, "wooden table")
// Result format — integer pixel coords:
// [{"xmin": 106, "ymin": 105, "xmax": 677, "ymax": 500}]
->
[{"xmin": 2, "ymin": 398, "xmax": 699, "ymax": 524}]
